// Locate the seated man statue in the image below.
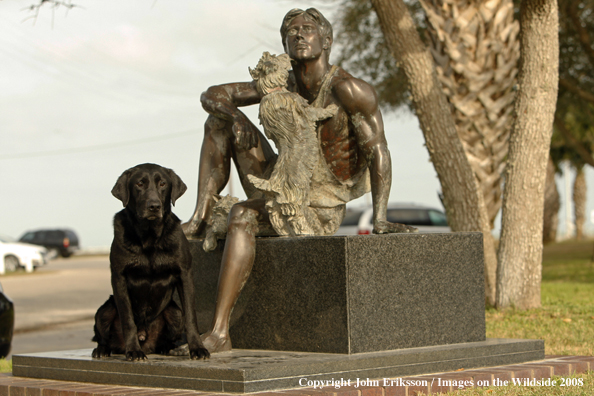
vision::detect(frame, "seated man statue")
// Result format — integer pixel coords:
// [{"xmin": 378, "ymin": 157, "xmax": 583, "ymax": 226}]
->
[{"xmin": 182, "ymin": 8, "xmax": 416, "ymax": 353}]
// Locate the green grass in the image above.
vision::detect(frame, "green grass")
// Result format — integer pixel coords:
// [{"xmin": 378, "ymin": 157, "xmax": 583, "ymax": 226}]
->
[
  {"xmin": 542, "ymin": 239, "xmax": 594, "ymax": 283},
  {"xmin": 483, "ymin": 240, "xmax": 594, "ymax": 356},
  {"xmin": 486, "ymin": 282, "xmax": 594, "ymax": 356},
  {"xmin": 436, "ymin": 239, "xmax": 594, "ymax": 395},
  {"xmin": 0, "ymin": 359, "xmax": 11, "ymax": 373}
]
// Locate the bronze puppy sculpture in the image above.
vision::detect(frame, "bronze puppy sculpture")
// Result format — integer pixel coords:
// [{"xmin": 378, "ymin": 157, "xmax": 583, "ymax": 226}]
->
[
  {"xmin": 92, "ymin": 163, "xmax": 209, "ymax": 361},
  {"xmin": 247, "ymin": 52, "xmax": 337, "ymax": 236}
]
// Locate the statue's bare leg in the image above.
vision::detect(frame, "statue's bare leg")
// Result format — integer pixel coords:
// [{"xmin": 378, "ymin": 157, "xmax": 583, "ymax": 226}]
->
[
  {"xmin": 184, "ymin": 115, "xmax": 275, "ymax": 238},
  {"xmin": 184, "ymin": 117, "xmax": 232, "ymax": 237},
  {"xmin": 200, "ymin": 199, "xmax": 268, "ymax": 353}
]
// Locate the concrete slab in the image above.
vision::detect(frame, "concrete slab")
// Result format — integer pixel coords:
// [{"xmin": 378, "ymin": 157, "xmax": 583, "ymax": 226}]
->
[{"xmin": 12, "ymin": 339, "xmax": 545, "ymax": 393}]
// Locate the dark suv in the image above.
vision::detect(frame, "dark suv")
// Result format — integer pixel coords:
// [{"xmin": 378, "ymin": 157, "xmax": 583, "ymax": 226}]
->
[{"xmin": 19, "ymin": 229, "xmax": 79, "ymax": 258}]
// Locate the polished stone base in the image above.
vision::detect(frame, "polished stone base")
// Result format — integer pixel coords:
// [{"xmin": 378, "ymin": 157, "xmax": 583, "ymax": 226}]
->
[
  {"xmin": 12, "ymin": 339, "xmax": 545, "ymax": 393},
  {"xmin": 192, "ymin": 232, "xmax": 486, "ymax": 354}
]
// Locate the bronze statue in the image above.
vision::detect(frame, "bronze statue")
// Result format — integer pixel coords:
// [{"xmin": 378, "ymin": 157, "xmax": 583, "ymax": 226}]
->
[{"xmin": 181, "ymin": 8, "xmax": 417, "ymax": 354}]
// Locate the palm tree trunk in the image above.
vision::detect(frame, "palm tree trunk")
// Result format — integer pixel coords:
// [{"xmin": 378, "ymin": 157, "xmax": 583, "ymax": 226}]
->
[{"xmin": 370, "ymin": 0, "xmax": 498, "ymax": 304}]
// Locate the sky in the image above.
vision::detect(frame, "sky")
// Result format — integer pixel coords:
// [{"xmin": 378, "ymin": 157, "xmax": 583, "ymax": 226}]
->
[{"xmin": 0, "ymin": 0, "xmax": 591, "ymax": 249}]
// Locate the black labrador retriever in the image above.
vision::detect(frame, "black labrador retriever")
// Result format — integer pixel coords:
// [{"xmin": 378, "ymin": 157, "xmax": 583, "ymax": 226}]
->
[{"xmin": 92, "ymin": 163, "xmax": 209, "ymax": 361}]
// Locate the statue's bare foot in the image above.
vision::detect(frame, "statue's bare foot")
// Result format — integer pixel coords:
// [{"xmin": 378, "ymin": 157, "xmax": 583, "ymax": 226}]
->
[
  {"xmin": 201, "ymin": 331, "xmax": 232, "ymax": 353},
  {"xmin": 168, "ymin": 343, "xmax": 189, "ymax": 356},
  {"xmin": 373, "ymin": 221, "xmax": 419, "ymax": 234}
]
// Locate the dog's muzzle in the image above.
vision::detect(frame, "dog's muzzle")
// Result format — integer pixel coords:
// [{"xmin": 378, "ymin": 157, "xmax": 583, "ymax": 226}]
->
[{"xmin": 144, "ymin": 198, "xmax": 163, "ymax": 220}]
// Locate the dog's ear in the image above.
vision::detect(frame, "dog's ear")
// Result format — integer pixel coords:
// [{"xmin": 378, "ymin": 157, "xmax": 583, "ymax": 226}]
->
[
  {"xmin": 166, "ymin": 168, "xmax": 187, "ymax": 206},
  {"xmin": 277, "ymin": 54, "xmax": 292, "ymax": 71},
  {"xmin": 112, "ymin": 169, "xmax": 132, "ymax": 206}
]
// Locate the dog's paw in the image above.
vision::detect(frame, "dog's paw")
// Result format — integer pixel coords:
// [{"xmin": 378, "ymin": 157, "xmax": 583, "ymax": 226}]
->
[
  {"xmin": 190, "ymin": 347, "xmax": 210, "ymax": 360},
  {"xmin": 125, "ymin": 350, "xmax": 147, "ymax": 361},
  {"xmin": 92, "ymin": 346, "xmax": 111, "ymax": 358}
]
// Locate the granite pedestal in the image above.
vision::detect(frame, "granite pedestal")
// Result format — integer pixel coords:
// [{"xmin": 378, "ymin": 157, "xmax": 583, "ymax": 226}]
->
[
  {"xmin": 12, "ymin": 233, "xmax": 545, "ymax": 393},
  {"xmin": 193, "ymin": 232, "xmax": 487, "ymax": 354},
  {"xmin": 12, "ymin": 339, "xmax": 544, "ymax": 393}
]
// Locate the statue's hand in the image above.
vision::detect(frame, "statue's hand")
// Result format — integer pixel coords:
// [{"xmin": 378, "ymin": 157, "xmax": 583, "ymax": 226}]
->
[
  {"xmin": 373, "ymin": 220, "xmax": 418, "ymax": 234},
  {"xmin": 232, "ymin": 116, "xmax": 259, "ymax": 151}
]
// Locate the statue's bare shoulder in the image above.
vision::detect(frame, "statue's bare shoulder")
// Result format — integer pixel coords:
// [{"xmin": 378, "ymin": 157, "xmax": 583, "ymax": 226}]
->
[{"xmin": 330, "ymin": 68, "xmax": 380, "ymax": 117}]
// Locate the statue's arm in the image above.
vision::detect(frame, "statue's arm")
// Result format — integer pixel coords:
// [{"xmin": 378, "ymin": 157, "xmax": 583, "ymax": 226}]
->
[
  {"xmin": 335, "ymin": 78, "xmax": 416, "ymax": 234},
  {"xmin": 200, "ymin": 82, "xmax": 262, "ymax": 150}
]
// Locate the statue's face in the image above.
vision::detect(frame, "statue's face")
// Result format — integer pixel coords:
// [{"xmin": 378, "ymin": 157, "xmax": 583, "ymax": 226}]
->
[{"xmin": 283, "ymin": 15, "xmax": 325, "ymax": 61}]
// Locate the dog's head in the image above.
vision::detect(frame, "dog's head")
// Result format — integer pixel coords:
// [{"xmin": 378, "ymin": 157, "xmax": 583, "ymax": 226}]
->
[
  {"xmin": 249, "ymin": 52, "xmax": 292, "ymax": 96},
  {"xmin": 111, "ymin": 163, "xmax": 187, "ymax": 221}
]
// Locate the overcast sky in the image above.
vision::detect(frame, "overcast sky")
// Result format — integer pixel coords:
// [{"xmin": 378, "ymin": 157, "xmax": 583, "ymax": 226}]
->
[{"xmin": 0, "ymin": 0, "xmax": 590, "ymax": 248}]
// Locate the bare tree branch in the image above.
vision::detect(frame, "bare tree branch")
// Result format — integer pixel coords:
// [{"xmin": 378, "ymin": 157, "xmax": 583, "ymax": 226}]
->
[{"xmin": 22, "ymin": 0, "xmax": 80, "ymax": 26}]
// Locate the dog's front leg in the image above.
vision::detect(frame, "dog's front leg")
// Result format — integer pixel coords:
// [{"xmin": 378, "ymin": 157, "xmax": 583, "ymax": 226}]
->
[
  {"xmin": 178, "ymin": 269, "xmax": 210, "ymax": 360},
  {"xmin": 112, "ymin": 273, "xmax": 146, "ymax": 361}
]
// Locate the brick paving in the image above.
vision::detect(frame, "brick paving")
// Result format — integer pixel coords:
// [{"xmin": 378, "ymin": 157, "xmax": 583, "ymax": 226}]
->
[{"xmin": 0, "ymin": 355, "xmax": 592, "ymax": 396}]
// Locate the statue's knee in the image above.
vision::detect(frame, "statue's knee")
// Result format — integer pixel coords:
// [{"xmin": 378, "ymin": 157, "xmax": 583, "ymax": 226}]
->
[
  {"xmin": 228, "ymin": 204, "xmax": 258, "ymax": 235},
  {"xmin": 205, "ymin": 115, "xmax": 229, "ymax": 135}
]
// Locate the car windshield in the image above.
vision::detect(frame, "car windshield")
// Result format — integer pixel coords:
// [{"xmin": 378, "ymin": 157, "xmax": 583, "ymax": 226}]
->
[
  {"xmin": 386, "ymin": 208, "xmax": 447, "ymax": 226},
  {"xmin": 387, "ymin": 209, "xmax": 432, "ymax": 225},
  {"xmin": 428, "ymin": 210, "xmax": 448, "ymax": 226},
  {"xmin": 19, "ymin": 232, "xmax": 36, "ymax": 242}
]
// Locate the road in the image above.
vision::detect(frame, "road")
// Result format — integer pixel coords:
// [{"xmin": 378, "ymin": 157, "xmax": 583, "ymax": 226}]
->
[{"xmin": 0, "ymin": 256, "xmax": 112, "ymax": 359}]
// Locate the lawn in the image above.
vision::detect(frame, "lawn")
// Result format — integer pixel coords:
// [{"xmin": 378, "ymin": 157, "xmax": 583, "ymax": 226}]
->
[
  {"xmin": 444, "ymin": 239, "xmax": 594, "ymax": 395},
  {"xmin": 486, "ymin": 239, "xmax": 594, "ymax": 356}
]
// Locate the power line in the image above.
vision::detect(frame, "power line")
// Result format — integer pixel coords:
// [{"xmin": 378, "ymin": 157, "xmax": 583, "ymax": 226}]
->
[{"xmin": 0, "ymin": 129, "xmax": 200, "ymax": 160}]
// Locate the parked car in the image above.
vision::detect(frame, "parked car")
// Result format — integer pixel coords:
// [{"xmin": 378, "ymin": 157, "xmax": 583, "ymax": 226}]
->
[
  {"xmin": 335, "ymin": 203, "xmax": 450, "ymax": 235},
  {"xmin": 0, "ymin": 235, "xmax": 48, "ymax": 272},
  {"xmin": 19, "ymin": 229, "xmax": 79, "ymax": 258}
]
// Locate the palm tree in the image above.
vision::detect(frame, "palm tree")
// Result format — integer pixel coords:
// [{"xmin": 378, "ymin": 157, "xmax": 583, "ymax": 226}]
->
[{"xmin": 419, "ymin": 0, "xmax": 519, "ymax": 228}]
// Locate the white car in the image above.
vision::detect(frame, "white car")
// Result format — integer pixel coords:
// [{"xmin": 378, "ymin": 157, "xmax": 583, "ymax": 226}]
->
[
  {"xmin": 0, "ymin": 235, "xmax": 48, "ymax": 274},
  {"xmin": 335, "ymin": 203, "xmax": 451, "ymax": 235}
]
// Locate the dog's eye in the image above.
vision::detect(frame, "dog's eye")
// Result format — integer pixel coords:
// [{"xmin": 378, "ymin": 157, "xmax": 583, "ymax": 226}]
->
[
  {"xmin": 136, "ymin": 182, "xmax": 144, "ymax": 188},
  {"xmin": 159, "ymin": 181, "xmax": 166, "ymax": 188}
]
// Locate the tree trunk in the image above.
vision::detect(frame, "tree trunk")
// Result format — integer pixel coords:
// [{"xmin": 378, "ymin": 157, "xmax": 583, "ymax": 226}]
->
[
  {"xmin": 496, "ymin": 0, "xmax": 559, "ymax": 309},
  {"xmin": 420, "ymin": 0, "xmax": 519, "ymax": 228},
  {"xmin": 370, "ymin": 0, "xmax": 498, "ymax": 305},
  {"xmin": 573, "ymin": 166, "xmax": 586, "ymax": 240},
  {"xmin": 542, "ymin": 155, "xmax": 560, "ymax": 244}
]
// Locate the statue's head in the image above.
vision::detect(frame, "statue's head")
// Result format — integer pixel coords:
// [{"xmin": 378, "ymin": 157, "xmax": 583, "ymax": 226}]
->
[{"xmin": 280, "ymin": 8, "xmax": 333, "ymax": 62}]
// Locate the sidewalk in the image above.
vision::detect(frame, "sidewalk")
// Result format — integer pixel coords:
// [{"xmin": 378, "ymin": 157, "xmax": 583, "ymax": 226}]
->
[{"xmin": 0, "ymin": 355, "xmax": 591, "ymax": 396}]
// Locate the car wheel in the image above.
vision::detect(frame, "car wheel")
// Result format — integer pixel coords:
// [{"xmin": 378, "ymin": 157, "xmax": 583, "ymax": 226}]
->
[{"xmin": 4, "ymin": 256, "xmax": 19, "ymax": 272}]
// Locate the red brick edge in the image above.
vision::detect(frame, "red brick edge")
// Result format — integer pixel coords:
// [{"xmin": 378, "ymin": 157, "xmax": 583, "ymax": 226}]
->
[{"xmin": 1, "ymin": 356, "xmax": 592, "ymax": 396}]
